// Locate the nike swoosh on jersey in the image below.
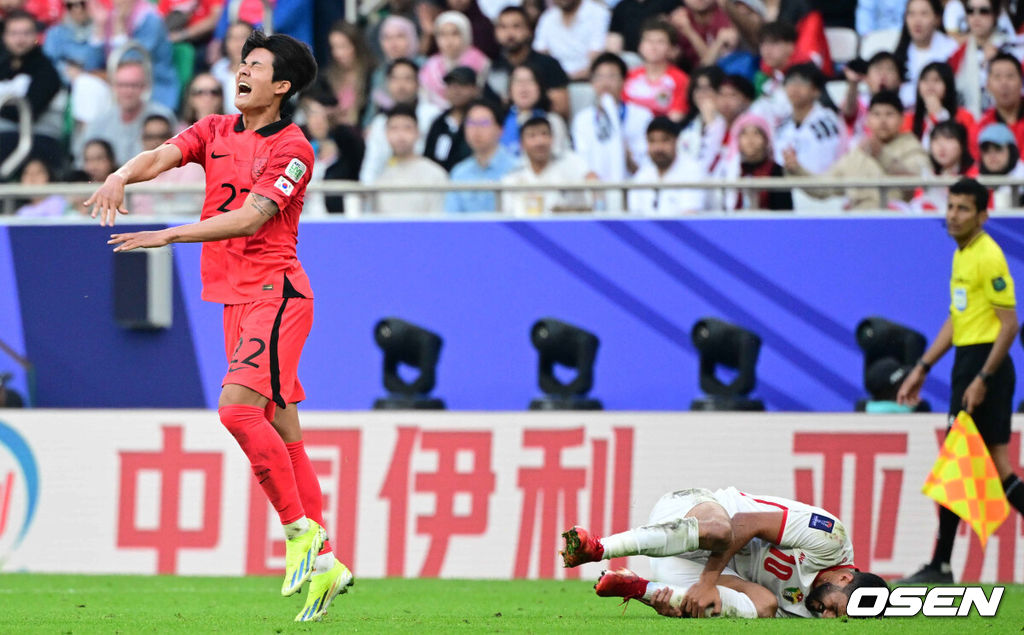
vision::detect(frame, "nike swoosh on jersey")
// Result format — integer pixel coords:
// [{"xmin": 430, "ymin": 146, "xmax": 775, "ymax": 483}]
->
[{"xmin": 211, "ymin": 151, "xmax": 230, "ymax": 159}]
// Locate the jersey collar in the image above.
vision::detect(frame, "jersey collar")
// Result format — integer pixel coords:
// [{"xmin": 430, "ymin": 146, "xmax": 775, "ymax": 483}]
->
[{"xmin": 232, "ymin": 115, "xmax": 292, "ymax": 137}]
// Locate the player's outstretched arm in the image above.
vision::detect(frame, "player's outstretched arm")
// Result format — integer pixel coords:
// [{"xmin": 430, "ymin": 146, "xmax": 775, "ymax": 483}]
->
[
  {"xmin": 108, "ymin": 192, "xmax": 278, "ymax": 252},
  {"xmin": 682, "ymin": 511, "xmax": 785, "ymax": 618},
  {"xmin": 85, "ymin": 144, "xmax": 184, "ymax": 227}
]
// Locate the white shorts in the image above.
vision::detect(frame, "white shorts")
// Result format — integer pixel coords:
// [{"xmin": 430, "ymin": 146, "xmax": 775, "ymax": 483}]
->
[{"xmin": 646, "ymin": 488, "xmax": 742, "ymax": 587}]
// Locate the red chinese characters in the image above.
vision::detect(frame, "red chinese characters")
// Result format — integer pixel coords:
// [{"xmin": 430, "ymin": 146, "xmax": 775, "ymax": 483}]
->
[{"xmin": 117, "ymin": 426, "xmax": 223, "ymax": 574}]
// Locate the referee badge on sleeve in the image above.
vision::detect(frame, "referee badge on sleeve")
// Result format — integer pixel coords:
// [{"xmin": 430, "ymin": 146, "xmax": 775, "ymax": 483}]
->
[
  {"xmin": 274, "ymin": 176, "xmax": 295, "ymax": 196},
  {"xmin": 954, "ymin": 287, "xmax": 968, "ymax": 311},
  {"xmin": 992, "ymin": 277, "xmax": 1007, "ymax": 292}
]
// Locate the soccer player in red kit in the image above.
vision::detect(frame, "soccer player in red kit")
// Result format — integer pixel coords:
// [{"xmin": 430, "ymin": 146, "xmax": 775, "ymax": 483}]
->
[{"xmin": 84, "ymin": 31, "xmax": 352, "ymax": 622}]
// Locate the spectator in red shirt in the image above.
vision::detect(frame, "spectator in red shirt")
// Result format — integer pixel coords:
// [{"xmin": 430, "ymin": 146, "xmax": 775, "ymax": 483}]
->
[
  {"xmin": 977, "ymin": 52, "xmax": 1024, "ymax": 149},
  {"xmin": 158, "ymin": 0, "xmax": 222, "ymax": 48},
  {"xmin": 623, "ymin": 18, "xmax": 689, "ymax": 120},
  {"xmin": 903, "ymin": 61, "xmax": 978, "ymax": 155},
  {"xmin": 669, "ymin": 0, "xmax": 735, "ymax": 72}
]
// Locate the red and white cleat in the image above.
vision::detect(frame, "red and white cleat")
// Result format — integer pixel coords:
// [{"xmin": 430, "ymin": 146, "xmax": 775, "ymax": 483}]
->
[
  {"xmin": 560, "ymin": 526, "xmax": 604, "ymax": 568},
  {"xmin": 594, "ymin": 568, "xmax": 649, "ymax": 601}
]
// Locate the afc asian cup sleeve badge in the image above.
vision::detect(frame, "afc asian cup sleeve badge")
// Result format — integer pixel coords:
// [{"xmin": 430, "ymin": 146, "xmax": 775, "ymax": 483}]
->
[
  {"xmin": 285, "ymin": 158, "xmax": 307, "ymax": 182},
  {"xmin": 251, "ymin": 157, "xmax": 268, "ymax": 181},
  {"xmin": 953, "ymin": 287, "xmax": 968, "ymax": 311}
]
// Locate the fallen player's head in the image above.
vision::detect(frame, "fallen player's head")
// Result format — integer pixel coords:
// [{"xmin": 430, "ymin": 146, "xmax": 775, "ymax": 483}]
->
[{"xmin": 804, "ymin": 570, "xmax": 889, "ymax": 618}]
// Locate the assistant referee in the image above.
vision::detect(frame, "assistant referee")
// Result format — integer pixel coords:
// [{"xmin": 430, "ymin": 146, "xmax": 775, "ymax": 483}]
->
[{"xmin": 897, "ymin": 177, "xmax": 1024, "ymax": 583}]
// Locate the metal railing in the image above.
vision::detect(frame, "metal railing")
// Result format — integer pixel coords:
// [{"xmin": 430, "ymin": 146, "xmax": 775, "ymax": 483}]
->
[
  {"xmin": 1, "ymin": 175, "xmax": 1023, "ymax": 217},
  {"xmin": 0, "ymin": 95, "xmax": 31, "ymax": 181}
]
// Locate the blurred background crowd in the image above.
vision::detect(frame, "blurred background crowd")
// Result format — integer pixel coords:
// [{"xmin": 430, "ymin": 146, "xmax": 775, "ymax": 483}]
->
[{"xmin": 3, "ymin": 0, "xmax": 1024, "ymax": 215}]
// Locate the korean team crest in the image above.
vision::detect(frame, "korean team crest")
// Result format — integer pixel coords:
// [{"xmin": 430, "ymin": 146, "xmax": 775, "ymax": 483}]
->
[
  {"xmin": 252, "ymin": 157, "xmax": 268, "ymax": 181},
  {"xmin": 782, "ymin": 587, "xmax": 804, "ymax": 604}
]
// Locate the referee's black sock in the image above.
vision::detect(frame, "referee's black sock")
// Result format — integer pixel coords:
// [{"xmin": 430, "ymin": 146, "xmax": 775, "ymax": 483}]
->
[
  {"xmin": 1003, "ymin": 473, "xmax": 1024, "ymax": 515},
  {"xmin": 930, "ymin": 505, "xmax": 961, "ymax": 568}
]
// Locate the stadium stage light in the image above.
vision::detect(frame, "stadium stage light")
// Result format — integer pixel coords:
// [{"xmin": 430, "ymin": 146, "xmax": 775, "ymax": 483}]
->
[
  {"xmin": 689, "ymin": 317, "xmax": 764, "ymax": 411},
  {"xmin": 372, "ymin": 317, "xmax": 446, "ymax": 410},
  {"xmin": 855, "ymin": 316, "xmax": 929, "ymax": 412},
  {"xmin": 528, "ymin": 318, "xmax": 603, "ymax": 410}
]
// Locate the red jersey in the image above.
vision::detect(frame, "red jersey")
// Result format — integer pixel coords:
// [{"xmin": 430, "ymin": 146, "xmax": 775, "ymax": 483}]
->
[
  {"xmin": 168, "ymin": 114, "xmax": 315, "ymax": 305},
  {"xmin": 623, "ymin": 66, "xmax": 688, "ymax": 118}
]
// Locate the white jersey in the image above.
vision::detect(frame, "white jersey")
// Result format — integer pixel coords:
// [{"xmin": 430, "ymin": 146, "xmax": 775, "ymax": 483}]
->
[
  {"xmin": 773, "ymin": 102, "xmax": 846, "ymax": 175},
  {"xmin": 710, "ymin": 487, "xmax": 855, "ymax": 618}
]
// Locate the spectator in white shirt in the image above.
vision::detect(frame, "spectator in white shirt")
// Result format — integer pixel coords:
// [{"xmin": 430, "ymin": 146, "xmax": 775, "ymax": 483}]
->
[
  {"xmin": 677, "ymin": 65, "xmax": 726, "ymax": 171},
  {"xmin": 572, "ymin": 52, "xmax": 652, "ymax": 185},
  {"xmin": 373, "ymin": 104, "xmax": 450, "ymax": 214},
  {"xmin": 629, "ymin": 116, "xmax": 708, "ymax": 214},
  {"xmin": 361, "ymin": 58, "xmax": 443, "ymax": 184},
  {"xmin": 533, "ymin": 0, "xmax": 611, "ymax": 79},
  {"xmin": 501, "ymin": 116, "xmax": 596, "ymax": 215},
  {"xmin": 894, "ymin": 0, "xmax": 959, "ymax": 106},
  {"xmin": 773, "ymin": 63, "xmax": 846, "ymax": 175}
]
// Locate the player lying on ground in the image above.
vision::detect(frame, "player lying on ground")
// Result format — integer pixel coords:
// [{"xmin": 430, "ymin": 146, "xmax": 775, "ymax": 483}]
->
[
  {"xmin": 84, "ymin": 32, "xmax": 352, "ymax": 622},
  {"xmin": 561, "ymin": 487, "xmax": 888, "ymax": 618}
]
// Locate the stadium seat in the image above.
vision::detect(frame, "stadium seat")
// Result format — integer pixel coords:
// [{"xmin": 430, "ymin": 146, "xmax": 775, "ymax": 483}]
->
[
  {"xmin": 859, "ymin": 28, "xmax": 901, "ymax": 61},
  {"xmin": 569, "ymin": 81, "xmax": 597, "ymax": 120},
  {"xmin": 825, "ymin": 80, "xmax": 849, "ymax": 108},
  {"xmin": 825, "ymin": 27, "xmax": 859, "ymax": 65}
]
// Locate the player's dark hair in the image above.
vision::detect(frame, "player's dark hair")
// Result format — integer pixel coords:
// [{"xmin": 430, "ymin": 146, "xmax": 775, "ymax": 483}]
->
[
  {"xmin": 989, "ymin": 51, "xmax": 1024, "ymax": 79},
  {"xmin": 639, "ymin": 17, "xmax": 677, "ymax": 47},
  {"xmin": 388, "ymin": 57, "xmax": 420, "ymax": 77},
  {"xmin": 241, "ymin": 30, "xmax": 318, "ymax": 104},
  {"xmin": 722, "ymin": 74, "xmax": 756, "ymax": 102},
  {"xmin": 519, "ymin": 115, "xmax": 551, "ymax": 138},
  {"xmin": 590, "ymin": 52, "xmax": 627, "ymax": 80},
  {"xmin": 465, "ymin": 98, "xmax": 504, "ymax": 124},
  {"xmin": 843, "ymin": 571, "xmax": 890, "ymax": 619},
  {"xmin": 760, "ymin": 20, "xmax": 797, "ymax": 43},
  {"xmin": 386, "ymin": 102, "xmax": 418, "ymax": 123},
  {"xmin": 950, "ymin": 177, "xmax": 990, "ymax": 213},
  {"xmin": 646, "ymin": 115, "xmax": 679, "ymax": 138},
  {"xmin": 869, "ymin": 89, "xmax": 903, "ymax": 112}
]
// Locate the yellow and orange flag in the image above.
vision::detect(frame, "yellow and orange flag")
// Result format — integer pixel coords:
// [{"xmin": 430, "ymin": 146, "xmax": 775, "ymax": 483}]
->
[{"xmin": 923, "ymin": 411, "xmax": 1010, "ymax": 547}]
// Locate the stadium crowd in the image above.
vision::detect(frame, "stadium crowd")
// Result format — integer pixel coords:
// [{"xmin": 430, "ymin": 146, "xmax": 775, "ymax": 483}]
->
[{"xmin": 3, "ymin": 0, "xmax": 1024, "ymax": 214}]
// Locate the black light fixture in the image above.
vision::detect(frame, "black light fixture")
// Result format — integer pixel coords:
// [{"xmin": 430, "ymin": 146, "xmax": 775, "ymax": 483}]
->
[
  {"xmin": 529, "ymin": 318, "xmax": 602, "ymax": 410},
  {"xmin": 690, "ymin": 317, "xmax": 764, "ymax": 411},
  {"xmin": 372, "ymin": 317, "xmax": 446, "ymax": 410},
  {"xmin": 855, "ymin": 316, "xmax": 929, "ymax": 411}
]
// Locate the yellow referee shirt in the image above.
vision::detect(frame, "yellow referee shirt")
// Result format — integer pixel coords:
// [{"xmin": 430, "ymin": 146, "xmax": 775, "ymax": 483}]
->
[{"xmin": 950, "ymin": 232, "xmax": 1016, "ymax": 346}]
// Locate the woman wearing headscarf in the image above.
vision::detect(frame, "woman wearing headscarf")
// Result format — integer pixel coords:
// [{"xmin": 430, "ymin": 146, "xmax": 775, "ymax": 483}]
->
[
  {"xmin": 719, "ymin": 112, "xmax": 793, "ymax": 210},
  {"xmin": 419, "ymin": 11, "xmax": 490, "ymax": 108},
  {"xmin": 365, "ymin": 15, "xmax": 422, "ymax": 127}
]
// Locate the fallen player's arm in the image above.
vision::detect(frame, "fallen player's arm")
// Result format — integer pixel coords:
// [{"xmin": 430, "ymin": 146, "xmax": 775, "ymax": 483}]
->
[
  {"xmin": 108, "ymin": 192, "xmax": 279, "ymax": 251},
  {"xmin": 682, "ymin": 512, "xmax": 784, "ymax": 617}
]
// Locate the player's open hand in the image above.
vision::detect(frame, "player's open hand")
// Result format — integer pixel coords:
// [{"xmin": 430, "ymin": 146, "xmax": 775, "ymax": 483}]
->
[
  {"xmin": 649, "ymin": 587, "xmax": 684, "ymax": 618},
  {"xmin": 84, "ymin": 174, "xmax": 129, "ymax": 227},
  {"xmin": 682, "ymin": 579, "xmax": 721, "ymax": 617},
  {"xmin": 108, "ymin": 229, "xmax": 170, "ymax": 252}
]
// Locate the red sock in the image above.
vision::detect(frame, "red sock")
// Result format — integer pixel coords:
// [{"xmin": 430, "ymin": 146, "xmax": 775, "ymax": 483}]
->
[
  {"xmin": 286, "ymin": 440, "xmax": 333, "ymax": 555},
  {"xmin": 219, "ymin": 404, "xmax": 304, "ymax": 525}
]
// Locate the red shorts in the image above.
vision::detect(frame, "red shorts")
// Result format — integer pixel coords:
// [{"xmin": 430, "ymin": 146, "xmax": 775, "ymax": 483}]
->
[{"xmin": 222, "ymin": 298, "xmax": 313, "ymax": 414}]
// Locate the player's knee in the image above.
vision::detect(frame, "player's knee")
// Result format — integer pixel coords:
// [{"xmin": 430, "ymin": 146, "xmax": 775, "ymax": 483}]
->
[
  {"xmin": 700, "ymin": 517, "xmax": 732, "ymax": 552},
  {"xmin": 218, "ymin": 403, "xmax": 261, "ymax": 437}
]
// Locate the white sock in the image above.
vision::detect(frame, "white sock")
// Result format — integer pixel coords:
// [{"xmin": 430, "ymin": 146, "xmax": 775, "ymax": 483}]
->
[
  {"xmin": 601, "ymin": 517, "xmax": 700, "ymax": 558},
  {"xmin": 314, "ymin": 552, "xmax": 335, "ymax": 574},
  {"xmin": 642, "ymin": 582, "xmax": 757, "ymax": 618},
  {"xmin": 283, "ymin": 516, "xmax": 310, "ymax": 540}
]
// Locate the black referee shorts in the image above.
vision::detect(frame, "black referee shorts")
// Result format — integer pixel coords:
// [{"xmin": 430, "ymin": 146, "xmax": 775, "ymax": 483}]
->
[{"xmin": 949, "ymin": 343, "xmax": 1015, "ymax": 445}]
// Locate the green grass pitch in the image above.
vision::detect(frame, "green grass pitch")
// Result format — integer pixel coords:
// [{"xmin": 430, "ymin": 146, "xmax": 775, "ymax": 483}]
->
[{"xmin": 0, "ymin": 575, "xmax": 1020, "ymax": 633}]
